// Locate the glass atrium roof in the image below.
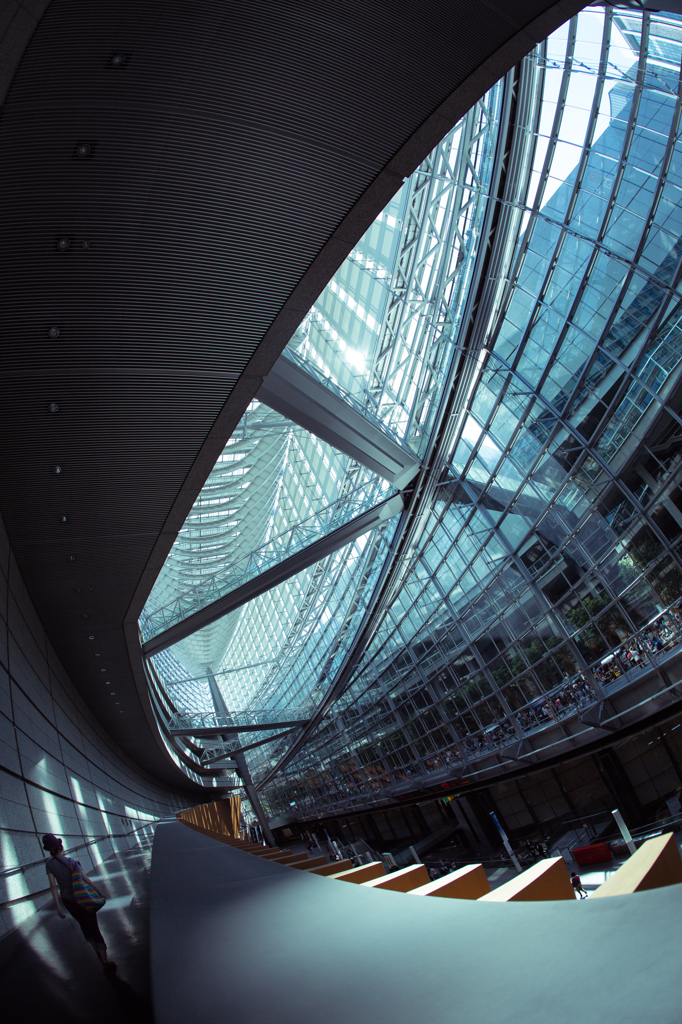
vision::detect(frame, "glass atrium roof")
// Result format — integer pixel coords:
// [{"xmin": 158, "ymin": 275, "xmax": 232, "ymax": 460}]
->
[{"xmin": 142, "ymin": 6, "xmax": 682, "ymax": 817}]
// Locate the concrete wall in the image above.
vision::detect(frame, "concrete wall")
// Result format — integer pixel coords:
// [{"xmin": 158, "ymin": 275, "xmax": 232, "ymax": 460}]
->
[{"xmin": 0, "ymin": 513, "xmax": 185, "ymax": 939}]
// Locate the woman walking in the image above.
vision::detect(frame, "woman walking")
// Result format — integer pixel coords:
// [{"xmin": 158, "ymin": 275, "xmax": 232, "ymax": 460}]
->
[{"xmin": 42, "ymin": 833, "xmax": 116, "ymax": 971}]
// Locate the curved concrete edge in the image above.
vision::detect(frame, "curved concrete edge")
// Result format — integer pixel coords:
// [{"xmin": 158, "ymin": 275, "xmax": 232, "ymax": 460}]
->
[{"xmin": 151, "ymin": 822, "xmax": 682, "ymax": 1024}]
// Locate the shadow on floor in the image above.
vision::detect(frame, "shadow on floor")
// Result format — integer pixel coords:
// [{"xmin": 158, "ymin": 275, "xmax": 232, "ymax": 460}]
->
[{"xmin": 2, "ymin": 838, "xmax": 154, "ymax": 1024}]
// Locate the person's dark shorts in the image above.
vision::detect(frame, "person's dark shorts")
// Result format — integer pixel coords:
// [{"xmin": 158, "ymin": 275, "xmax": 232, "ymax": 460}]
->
[{"xmin": 61, "ymin": 898, "xmax": 106, "ymax": 947}]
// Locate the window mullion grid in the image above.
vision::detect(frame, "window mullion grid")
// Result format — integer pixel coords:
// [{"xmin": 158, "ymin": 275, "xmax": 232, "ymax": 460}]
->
[{"xmin": 457, "ymin": 476, "xmax": 607, "ymax": 702}]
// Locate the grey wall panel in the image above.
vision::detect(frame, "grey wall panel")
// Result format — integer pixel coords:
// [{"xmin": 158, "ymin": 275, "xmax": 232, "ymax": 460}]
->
[{"xmin": 0, "ymin": 511, "xmax": 187, "ymax": 940}]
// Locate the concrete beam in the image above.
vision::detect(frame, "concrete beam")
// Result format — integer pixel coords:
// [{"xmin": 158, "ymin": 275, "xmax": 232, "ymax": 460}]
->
[
  {"xmin": 152, "ymin": 822, "xmax": 682, "ymax": 1023},
  {"xmin": 478, "ymin": 858, "xmax": 574, "ymax": 902},
  {"xmin": 308, "ymin": 859, "xmax": 353, "ymax": 876},
  {"xmin": 331, "ymin": 861, "xmax": 386, "ymax": 884},
  {"xmin": 592, "ymin": 833, "xmax": 682, "ymax": 898},
  {"xmin": 361, "ymin": 864, "xmax": 430, "ymax": 892},
  {"xmin": 409, "ymin": 864, "xmax": 491, "ymax": 899}
]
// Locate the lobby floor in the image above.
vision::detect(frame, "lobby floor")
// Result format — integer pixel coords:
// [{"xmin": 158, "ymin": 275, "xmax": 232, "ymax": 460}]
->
[{"xmin": 2, "ymin": 836, "xmax": 154, "ymax": 1024}]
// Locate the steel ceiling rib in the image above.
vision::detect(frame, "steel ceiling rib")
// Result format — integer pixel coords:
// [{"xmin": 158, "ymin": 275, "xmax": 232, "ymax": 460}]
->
[
  {"xmin": 199, "ymin": 729, "xmax": 299, "ymax": 765},
  {"xmin": 170, "ymin": 723, "xmax": 307, "ymax": 737},
  {"xmin": 261, "ymin": 9, "xmax": 682, "ymax": 820},
  {"xmin": 257, "ymin": 356, "xmax": 421, "ymax": 488}
]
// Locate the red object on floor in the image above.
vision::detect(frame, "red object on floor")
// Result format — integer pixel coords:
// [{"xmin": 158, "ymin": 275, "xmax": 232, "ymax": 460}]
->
[{"xmin": 572, "ymin": 842, "xmax": 612, "ymax": 865}]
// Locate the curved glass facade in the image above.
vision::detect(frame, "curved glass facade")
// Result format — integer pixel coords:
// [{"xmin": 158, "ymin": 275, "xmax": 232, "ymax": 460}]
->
[{"xmin": 142, "ymin": 7, "xmax": 682, "ymax": 820}]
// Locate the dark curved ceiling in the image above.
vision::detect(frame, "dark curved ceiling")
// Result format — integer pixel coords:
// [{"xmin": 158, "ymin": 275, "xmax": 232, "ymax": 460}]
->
[{"xmin": 0, "ymin": 0, "xmax": 583, "ymax": 789}]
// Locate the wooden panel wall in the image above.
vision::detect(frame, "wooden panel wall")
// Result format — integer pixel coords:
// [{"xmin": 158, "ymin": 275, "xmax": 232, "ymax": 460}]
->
[{"xmin": 177, "ymin": 797, "xmax": 242, "ymax": 839}]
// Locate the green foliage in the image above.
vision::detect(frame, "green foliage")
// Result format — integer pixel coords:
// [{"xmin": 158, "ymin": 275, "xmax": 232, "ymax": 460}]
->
[
  {"xmin": 630, "ymin": 538, "xmax": 663, "ymax": 571},
  {"xmin": 565, "ymin": 591, "xmax": 629, "ymax": 647},
  {"xmin": 491, "ymin": 635, "xmax": 563, "ymax": 688},
  {"xmin": 619, "ymin": 541, "xmax": 682, "ymax": 605}
]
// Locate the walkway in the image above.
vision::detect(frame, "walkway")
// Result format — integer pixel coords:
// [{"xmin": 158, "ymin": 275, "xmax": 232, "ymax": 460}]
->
[
  {"xmin": 2, "ymin": 836, "xmax": 154, "ymax": 1024},
  {"xmin": 152, "ymin": 821, "xmax": 682, "ymax": 1024}
]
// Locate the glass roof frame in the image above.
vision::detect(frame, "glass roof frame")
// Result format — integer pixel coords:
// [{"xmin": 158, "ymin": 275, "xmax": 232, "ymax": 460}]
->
[
  {"xmin": 255, "ymin": 6, "xmax": 682, "ymax": 817},
  {"xmin": 141, "ymin": 78, "xmax": 508, "ymax": 780},
  {"xmin": 142, "ymin": 7, "xmax": 682, "ymax": 814}
]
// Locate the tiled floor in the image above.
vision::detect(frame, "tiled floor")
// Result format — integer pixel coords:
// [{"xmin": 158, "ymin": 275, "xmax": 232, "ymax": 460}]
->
[{"xmin": 2, "ymin": 836, "xmax": 155, "ymax": 1024}]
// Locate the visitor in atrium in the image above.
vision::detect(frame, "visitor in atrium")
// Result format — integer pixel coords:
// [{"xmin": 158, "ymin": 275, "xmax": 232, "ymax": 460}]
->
[
  {"xmin": 571, "ymin": 872, "xmax": 589, "ymax": 899},
  {"xmin": 42, "ymin": 833, "xmax": 116, "ymax": 972}
]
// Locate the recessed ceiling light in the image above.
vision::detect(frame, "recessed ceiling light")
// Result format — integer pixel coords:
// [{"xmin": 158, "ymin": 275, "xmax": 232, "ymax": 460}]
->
[
  {"xmin": 75, "ymin": 143, "xmax": 92, "ymax": 158},
  {"xmin": 61, "ymin": 515, "xmax": 68, "ymax": 523},
  {"xmin": 48, "ymin": 402, "xmax": 59, "ymax": 413},
  {"xmin": 47, "ymin": 327, "xmax": 60, "ymax": 339},
  {"xmin": 53, "ymin": 465, "xmax": 63, "ymax": 474},
  {"xmin": 56, "ymin": 237, "xmax": 70, "ymax": 251},
  {"xmin": 81, "ymin": 240, "xmax": 91, "ymax": 250},
  {"xmin": 105, "ymin": 681, "xmax": 111, "ymax": 685},
  {"xmin": 82, "ymin": 614, "xmax": 89, "ymax": 619},
  {"xmin": 66, "ymin": 554, "xmax": 76, "ymax": 562},
  {"xmin": 89, "ymin": 635, "xmax": 95, "ymax": 640},
  {"xmin": 95, "ymin": 653, "xmax": 101, "ymax": 658},
  {"xmin": 109, "ymin": 52, "xmax": 128, "ymax": 67},
  {"xmin": 100, "ymin": 668, "xmax": 107, "ymax": 672}
]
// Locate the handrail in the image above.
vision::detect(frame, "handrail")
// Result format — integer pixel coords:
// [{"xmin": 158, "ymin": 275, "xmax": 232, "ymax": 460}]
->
[
  {"xmin": 0, "ymin": 817, "xmax": 174, "ymax": 880},
  {"xmin": 591, "ymin": 812, "xmax": 682, "ymax": 849}
]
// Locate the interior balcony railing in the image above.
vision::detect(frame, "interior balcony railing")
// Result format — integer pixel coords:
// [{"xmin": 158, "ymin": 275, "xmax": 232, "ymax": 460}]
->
[
  {"xmin": 167, "ymin": 708, "xmax": 312, "ymax": 737},
  {"xmin": 264, "ymin": 600, "xmax": 682, "ymax": 820}
]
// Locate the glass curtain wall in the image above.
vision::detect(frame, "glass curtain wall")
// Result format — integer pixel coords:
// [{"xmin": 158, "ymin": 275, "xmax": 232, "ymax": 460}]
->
[
  {"xmin": 259, "ymin": 7, "xmax": 682, "ymax": 820},
  {"xmin": 141, "ymin": 81, "xmax": 504, "ymax": 774}
]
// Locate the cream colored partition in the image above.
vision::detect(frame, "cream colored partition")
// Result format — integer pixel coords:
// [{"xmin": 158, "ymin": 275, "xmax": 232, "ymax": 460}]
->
[
  {"xmin": 592, "ymin": 833, "xmax": 682, "ymax": 898},
  {"xmin": 478, "ymin": 857, "xmax": 574, "ymax": 902},
  {"xmin": 361, "ymin": 864, "xmax": 430, "ymax": 892},
  {"xmin": 331, "ymin": 861, "xmax": 386, "ymax": 883},
  {"xmin": 409, "ymin": 864, "xmax": 491, "ymax": 899}
]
